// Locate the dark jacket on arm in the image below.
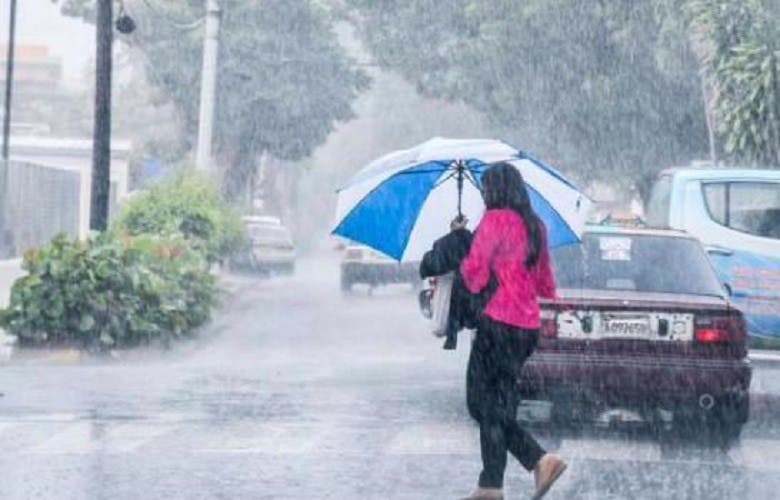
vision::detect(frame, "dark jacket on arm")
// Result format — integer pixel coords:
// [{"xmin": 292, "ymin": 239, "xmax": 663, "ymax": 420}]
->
[{"xmin": 419, "ymin": 229, "xmax": 493, "ymax": 350}]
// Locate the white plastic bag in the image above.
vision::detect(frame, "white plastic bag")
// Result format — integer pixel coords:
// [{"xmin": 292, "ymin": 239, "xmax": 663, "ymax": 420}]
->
[{"xmin": 431, "ymin": 272, "xmax": 454, "ymax": 338}]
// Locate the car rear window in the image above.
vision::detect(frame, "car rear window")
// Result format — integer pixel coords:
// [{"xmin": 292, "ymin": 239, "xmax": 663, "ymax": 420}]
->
[
  {"xmin": 551, "ymin": 233, "xmax": 725, "ymax": 296},
  {"xmin": 249, "ymin": 225, "xmax": 292, "ymax": 244}
]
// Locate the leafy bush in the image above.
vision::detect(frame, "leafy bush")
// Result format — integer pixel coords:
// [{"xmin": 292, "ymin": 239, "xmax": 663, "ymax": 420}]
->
[
  {"xmin": 113, "ymin": 171, "xmax": 244, "ymax": 262},
  {"xmin": 0, "ymin": 232, "xmax": 216, "ymax": 349}
]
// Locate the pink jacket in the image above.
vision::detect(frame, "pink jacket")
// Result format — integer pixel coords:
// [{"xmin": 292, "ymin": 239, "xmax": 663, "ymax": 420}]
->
[{"xmin": 460, "ymin": 208, "xmax": 556, "ymax": 329}]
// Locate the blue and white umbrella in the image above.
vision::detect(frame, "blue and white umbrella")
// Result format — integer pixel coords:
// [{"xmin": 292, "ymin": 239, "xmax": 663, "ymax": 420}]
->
[{"xmin": 332, "ymin": 138, "xmax": 591, "ymax": 262}]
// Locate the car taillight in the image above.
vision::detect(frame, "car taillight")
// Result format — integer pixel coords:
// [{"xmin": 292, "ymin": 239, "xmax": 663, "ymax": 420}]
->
[
  {"xmin": 694, "ymin": 315, "xmax": 746, "ymax": 343},
  {"xmin": 540, "ymin": 309, "xmax": 557, "ymax": 338}
]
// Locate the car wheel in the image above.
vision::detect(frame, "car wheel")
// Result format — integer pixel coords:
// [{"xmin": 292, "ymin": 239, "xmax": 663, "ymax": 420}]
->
[
  {"xmin": 341, "ymin": 274, "xmax": 353, "ymax": 293},
  {"xmin": 669, "ymin": 399, "xmax": 745, "ymax": 450},
  {"xmin": 711, "ymin": 419, "xmax": 743, "ymax": 449},
  {"xmin": 708, "ymin": 393, "xmax": 748, "ymax": 449}
]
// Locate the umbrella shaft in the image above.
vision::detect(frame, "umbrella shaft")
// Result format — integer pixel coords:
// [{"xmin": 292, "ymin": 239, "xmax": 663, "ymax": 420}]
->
[{"xmin": 457, "ymin": 161, "xmax": 464, "ymax": 217}]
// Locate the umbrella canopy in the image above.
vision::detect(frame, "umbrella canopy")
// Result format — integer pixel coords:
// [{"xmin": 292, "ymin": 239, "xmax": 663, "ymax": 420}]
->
[{"xmin": 332, "ymin": 138, "xmax": 591, "ymax": 262}]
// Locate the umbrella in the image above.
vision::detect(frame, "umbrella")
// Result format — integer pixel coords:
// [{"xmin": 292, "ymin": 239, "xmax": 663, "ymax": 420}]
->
[{"xmin": 332, "ymin": 138, "xmax": 591, "ymax": 262}]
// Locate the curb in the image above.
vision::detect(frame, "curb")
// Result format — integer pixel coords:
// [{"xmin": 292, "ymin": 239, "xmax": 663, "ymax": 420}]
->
[
  {"xmin": 0, "ymin": 272, "xmax": 257, "ymax": 365},
  {"xmin": 216, "ymin": 270, "xmax": 257, "ymax": 297},
  {"xmin": 749, "ymin": 350, "xmax": 780, "ymax": 367},
  {"xmin": 5, "ymin": 348, "xmax": 85, "ymax": 364}
]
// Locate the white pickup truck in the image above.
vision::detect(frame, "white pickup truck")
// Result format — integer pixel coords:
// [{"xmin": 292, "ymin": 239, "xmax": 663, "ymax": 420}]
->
[{"xmin": 645, "ymin": 167, "xmax": 780, "ymax": 340}]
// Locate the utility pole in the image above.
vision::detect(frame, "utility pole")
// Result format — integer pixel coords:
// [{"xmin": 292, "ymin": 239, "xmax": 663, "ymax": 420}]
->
[
  {"xmin": 195, "ymin": 0, "xmax": 221, "ymax": 171},
  {"xmin": 0, "ymin": 0, "xmax": 18, "ymax": 257},
  {"xmin": 90, "ymin": 0, "xmax": 113, "ymax": 231},
  {"xmin": 2, "ymin": 0, "xmax": 16, "ymax": 161}
]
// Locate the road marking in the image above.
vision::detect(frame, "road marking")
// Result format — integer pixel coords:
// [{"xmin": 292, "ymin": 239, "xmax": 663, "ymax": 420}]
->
[
  {"xmin": 7, "ymin": 413, "xmax": 81, "ymax": 422},
  {"xmin": 559, "ymin": 437, "xmax": 661, "ymax": 462},
  {"xmin": 198, "ymin": 423, "xmax": 328, "ymax": 455},
  {"xmin": 27, "ymin": 422, "xmax": 173, "ymax": 454},
  {"xmin": 0, "ymin": 422, "xmax": 14, "ymax": 438},
  {"xmin": 385, "ymin": 425, "xmax": 780, "ymax": 469},
  {"xmin": 9, "ymin": 417, "xmax": 780, "ymax": 473},
  {"xmin": 731, "ymin": 439, "xmax": 780, "ymax": 472},
  {"xmin": 104, "ymin": 423, "xmax": 173, "ymax": 453},
  {"xmin": 28, "ymin": 422, "xmax": 95, "ymax": 454},
  {"xmin": 387, "ymin": 424, "xmax": 478, "ymax": 455}
]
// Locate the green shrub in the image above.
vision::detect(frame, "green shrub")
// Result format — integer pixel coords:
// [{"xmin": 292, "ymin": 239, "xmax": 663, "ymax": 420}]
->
[
  {"xmin": 113, "ymin": 171, "xmax": 244, "ymax": 262},
  {"xmin": 0, "ymin": 232, "xmax": 216, "ymax": 349}
]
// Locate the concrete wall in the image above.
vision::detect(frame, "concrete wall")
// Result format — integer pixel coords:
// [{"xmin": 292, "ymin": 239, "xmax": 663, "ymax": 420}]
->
[
  {"xmin": 7, "ymin": 136, "xmax": 131, "ymax": 254},
  {"xmin": 0, "ymin": 259, "xmax": 23, "ymax": 308},
  {"xmin": 6, "ymin": 160, "xmax": 81, "ymax": 254}
]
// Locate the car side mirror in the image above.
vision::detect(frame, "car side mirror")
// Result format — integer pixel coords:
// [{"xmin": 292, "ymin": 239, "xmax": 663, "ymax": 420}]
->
[{"xmin": 723, "ymin": 282, "xmax": 733, "ymax": 297}]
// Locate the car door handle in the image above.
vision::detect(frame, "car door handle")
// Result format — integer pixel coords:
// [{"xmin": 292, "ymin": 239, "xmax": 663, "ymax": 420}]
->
[{"xmin": 705, "ymin": 245, "xmax": 734, "ymax": 256}]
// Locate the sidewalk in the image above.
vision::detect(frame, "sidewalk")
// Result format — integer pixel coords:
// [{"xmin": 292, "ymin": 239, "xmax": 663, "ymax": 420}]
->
[
  {"xmin": 0, "ymin": 259, "xmax": 23, "ymax": 359},
  {"xmin": 0, "ymin": 258, "xmax": 23, "ymax": 308},
  {"xmin": 0, "ymin": 265, "xmax": 258, "ymax": 363}
]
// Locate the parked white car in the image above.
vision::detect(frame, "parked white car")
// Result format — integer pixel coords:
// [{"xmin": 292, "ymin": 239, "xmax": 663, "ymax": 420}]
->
[
  {"xmin": 340, "ymin": 244, "xmax": 419, "ymax": 292},
  {"xmin": 232, "ymin": 216, "xmax": 296, "ymax": 275},
  {"xmin": 646, "ymin": 167, "xmax": 780, "ymax": 338}
]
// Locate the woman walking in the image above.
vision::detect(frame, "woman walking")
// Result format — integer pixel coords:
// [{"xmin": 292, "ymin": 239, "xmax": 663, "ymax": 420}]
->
[{"xmin": 459, "ymin": 162, "xmax": 566, "ymax": 500}]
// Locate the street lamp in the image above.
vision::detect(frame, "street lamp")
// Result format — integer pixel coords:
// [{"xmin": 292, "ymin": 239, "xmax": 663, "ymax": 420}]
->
[
  {"xmin": 195, "ymin": 0, "xmax": 221, "ymax": 172},
  {"xmin": 0, "ymin": 0, "xmax": 18, "ymax": 257},
  {"xmin": 116, "ymin": 3, "xmax": 136, "ymax": 34},
  {"xmin": 90, "ymin": 0, "xmax": 136, "ymax": 232},
  {"xmin": 2, "ymin": 0, "xmax": 16, "ymax": 161}
]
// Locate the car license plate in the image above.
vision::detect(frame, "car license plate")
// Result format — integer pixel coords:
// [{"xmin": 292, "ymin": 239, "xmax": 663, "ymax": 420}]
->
[{"xmin": 603, "ymin": 318, "xmax": 650, "ymax": 338}]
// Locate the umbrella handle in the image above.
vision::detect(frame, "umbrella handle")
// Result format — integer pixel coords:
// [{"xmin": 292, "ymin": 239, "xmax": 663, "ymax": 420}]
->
[{"xmin": 456, "ymin": 160, "xmax": 464, "ymax": 218}]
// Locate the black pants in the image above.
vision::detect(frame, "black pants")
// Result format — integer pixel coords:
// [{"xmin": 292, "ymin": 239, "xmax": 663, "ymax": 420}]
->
[{"xmin": 467, "ymin": 316, "xmax": 545, "ymax": 488}]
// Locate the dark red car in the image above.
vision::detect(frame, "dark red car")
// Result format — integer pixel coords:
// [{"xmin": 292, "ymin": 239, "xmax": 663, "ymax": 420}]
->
[{"xmin": 519, "ymin": 225, "xmax": 751, "ymax": 445}]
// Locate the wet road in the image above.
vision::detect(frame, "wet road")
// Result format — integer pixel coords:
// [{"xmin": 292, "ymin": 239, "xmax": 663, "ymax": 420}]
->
[{"xmin": 2, "ymin": 252, "xmax": 780, "ymax": 499}]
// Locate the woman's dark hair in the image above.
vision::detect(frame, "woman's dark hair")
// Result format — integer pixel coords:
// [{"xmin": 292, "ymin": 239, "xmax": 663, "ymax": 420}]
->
[{"xmin": 480, "ymin": 162, "xmax": 542, "ymax": 268}]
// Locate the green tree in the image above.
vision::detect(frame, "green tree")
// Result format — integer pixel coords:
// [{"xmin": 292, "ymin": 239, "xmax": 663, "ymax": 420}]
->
[
  {"xmin": 60, "ymin": 0, "xmax": 369, "ymax": 199},
  {"xmin": 347, "ymin": 0, "xmax": 709, "ymax": 182},
  {"xmin": 687, "ymin": 0, "xmax": 780, "ymax": 165}
]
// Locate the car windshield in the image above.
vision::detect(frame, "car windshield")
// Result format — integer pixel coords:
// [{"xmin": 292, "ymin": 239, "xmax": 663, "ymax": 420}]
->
[{"xmin": 551, "ymin": 233, "xmax": 725, "ymax": 296}]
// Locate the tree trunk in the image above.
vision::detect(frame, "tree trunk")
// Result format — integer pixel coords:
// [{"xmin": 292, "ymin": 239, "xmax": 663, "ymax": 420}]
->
[
  {"xmin": 258, "ymin": 157, "xmax": 282, "ymax": 216},
  {"xmin": 220, "ymin": 137, "xmax": 257, "ymax": 207},
  {"xmin": 701, "ymin": 73, "xmax": 718, "ymax": 165}
]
